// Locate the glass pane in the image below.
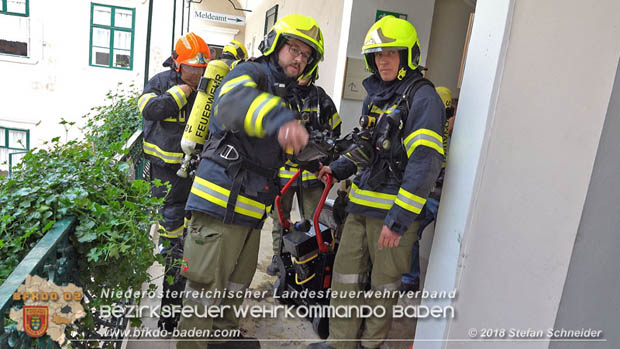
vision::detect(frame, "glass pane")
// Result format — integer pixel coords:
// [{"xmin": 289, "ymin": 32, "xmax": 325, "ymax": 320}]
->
[
  {"xmin": 9, "ymin": 151, "xmax": 26, "ymax": 168},
  {"xmin": 113, "ymin": 49, "xmax": 130, "ymax": 68},
  {"xmin": 114, "ymin": 31, "xmax": 131, "ymax": 50},
  {"xmin": 0, "ymin": 128, "xmax": 5, "ymax": 147},
  {"xmin": 0, "ymin": 15, "xmax": 29, "ymax": 41},
  {"xmin": 6, "ymin": 0, "xmax": 26, "ymax": 14},
  {"xmin": 93, "ymin": 28, "xmax": 110, "ymax": 48},
  {"xmin": 8, "ymin": 130, "xmax": 26, "ymax": 149},
  {"xmin": 114, "ymin": 9, "xmax": 133, "ymax": 28},
  {"xmin": 0, "ymin": 148, "xmax": 8, "ymax": 171},
  {"xmin": 93, "ymin": 6, "xmax": 111, "ymax": 26},
  {"xmin": 92, "ymin": 47, "xmax": 110, "ymax": 66}
]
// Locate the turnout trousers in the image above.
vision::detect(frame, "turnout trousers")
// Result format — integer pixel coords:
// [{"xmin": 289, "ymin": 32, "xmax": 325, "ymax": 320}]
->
[
  {"xmin": 151, "ymin": 163, "xmax": 192, "ymax": 330},
  {"xmin": 327, "ymin": 213, "xmax": 418, "ymax": 349},
  {"xmin": 176, "ymin": 211, "xmax": 261, "ymax": 349}
]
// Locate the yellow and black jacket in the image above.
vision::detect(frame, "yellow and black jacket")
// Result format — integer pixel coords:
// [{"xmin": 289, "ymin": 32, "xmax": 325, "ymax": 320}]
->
[
  {"xmin": 185, "ymin": 57, "xmax": 299, "ymax": 228},
  {"xmin": 139, "ymin": 59, "xmax": 196, "ymax": 168},
  {"xmin": 330, "ymin": 70, "xmax": 445, "ymax": 235},
  {"xmin": 278, "ymin": 84, "xmax": 341, "ymax": 189}
]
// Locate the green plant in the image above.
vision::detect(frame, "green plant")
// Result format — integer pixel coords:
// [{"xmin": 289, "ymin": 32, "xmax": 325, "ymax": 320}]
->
[
  {"xmin": 83, "ymin": 82, "xmax": 142, "ymax": 152},
  {"xmin": 0, "ymin": 137, "xmax": 166, "ymax": 287},
  {"xmin": 0, "ymin": 85, "xmax": 168, "ymax": 345}
]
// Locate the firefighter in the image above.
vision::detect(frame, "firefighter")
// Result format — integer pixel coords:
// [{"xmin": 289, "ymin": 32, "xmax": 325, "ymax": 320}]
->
[
  {"xmin": 177, "ymin": 40, "xmax": 248, "ymax": 179},
  {"xmin": 138, "ymin": 32, "xmax": 210, "ymax": 333},
  {"xmin": 267, "ymin": 68, "xmax": 341, "ymax": 276},
  {"xmin": 220, "ymin": 39, "xmax": 248, "ymax": 61},
  {"xmin": 311, "ymin": 16, "xmax": 446, "ymax": 349},
  {"xmin": 177, "ymin": 14, "xmax": 324, "ymax": 349}
]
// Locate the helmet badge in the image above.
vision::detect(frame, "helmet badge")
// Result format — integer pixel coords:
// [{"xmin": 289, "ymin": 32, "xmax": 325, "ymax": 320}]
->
[{"xmin": 366, "ymin": 28, "xmax": 396, "ymax": 47}]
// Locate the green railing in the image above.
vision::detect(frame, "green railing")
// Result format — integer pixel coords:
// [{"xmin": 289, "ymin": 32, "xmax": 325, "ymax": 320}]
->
[
  {"xmin": 115, "ymin": 129, "xmax": 149, "ymax": 181},
  {"xmin": 1, "ymin": 129, "xmax": 148, "ymax": 348}
]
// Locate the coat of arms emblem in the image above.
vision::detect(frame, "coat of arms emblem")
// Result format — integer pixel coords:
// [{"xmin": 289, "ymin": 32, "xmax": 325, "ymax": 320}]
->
[{"xmin": 23, "ymin": 306, "xmax": 49, "ymax": 338}]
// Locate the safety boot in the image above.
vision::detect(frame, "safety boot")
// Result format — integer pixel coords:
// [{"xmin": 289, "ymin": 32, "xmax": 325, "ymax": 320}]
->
[{"xmin": 266, "ymin": 255, "xmax": 279, "ymax": 276}]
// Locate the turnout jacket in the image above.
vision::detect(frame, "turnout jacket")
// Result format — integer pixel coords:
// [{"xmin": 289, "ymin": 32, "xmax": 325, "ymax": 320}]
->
[
  {"xmin": 139, "ymin": 59, "xmax": 197, "ymax": 168},
  {"xmin": 329, "ymin": 70, "xmax": 446, "ymax": 235},
  {"xmin": 278, "ymin": 84, "xmax": 341, "ymax": 189},
  {"xmin": 185, "ymin": 57, "xmax": 299, "ymax": 228}
]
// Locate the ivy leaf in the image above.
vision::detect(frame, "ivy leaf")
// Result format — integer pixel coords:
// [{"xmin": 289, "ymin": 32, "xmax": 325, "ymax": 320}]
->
[
  {"xmin": 117, "ymin": 162, "xmax": 131, "ymax": 172},
  {"xmin": 87, "ymin": 248, "xmax": 103, "ymax": 262},
  {"xmin": 77, "ymin": 231, "xmax": 97, "ymax": 243},
  {"xmin": 76, "ymin": 220, "xmax": 97, "ymax": 242},
  {"xmin": 41, "ymin": 220, "xmax": 56, "ymax": 234},
  {"xmin": 108, "ymin": 245, "xmax": 120, "ymax": 259}
]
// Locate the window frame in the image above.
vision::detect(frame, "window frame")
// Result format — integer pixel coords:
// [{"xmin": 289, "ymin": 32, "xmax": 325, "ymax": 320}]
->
[
  {"xmin": 264, "ymin": 4, "xmax": 278, "ymax": 35},
  {"xmin": 0, "ymin": 0, "xmax": 29, "ymax": 17},
  {"xmin": 0, "ymin": 0, "xmax": 30, "ymax": 58},
  {"xmin": 1, "ymin": 126, "xmax": 30, "ymax": 173},
  {"xmin": 0, "ymin": 126, "xmax": 30, "ymax": 151},
  {"xmin": 89, "ymin": 3, "xmax": 135, "ymax": 70}
]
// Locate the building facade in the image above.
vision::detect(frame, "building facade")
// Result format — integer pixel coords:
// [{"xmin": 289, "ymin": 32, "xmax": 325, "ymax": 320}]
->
[
  {"xmin": 0, "ymin": 0, "xmax": 249, "ymax": 173},
  {"xmin": 3, "ymin": 1, "xmax": 620, "ymax": 347}
]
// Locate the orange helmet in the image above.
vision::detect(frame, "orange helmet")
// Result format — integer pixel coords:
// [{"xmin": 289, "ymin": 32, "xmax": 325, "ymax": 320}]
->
[{"xmin": 173, "ymin": 32, "xmax": 210, "ymax": 71}]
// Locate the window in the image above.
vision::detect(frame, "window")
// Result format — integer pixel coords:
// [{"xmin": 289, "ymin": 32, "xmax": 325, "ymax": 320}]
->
[
  {"xmin": 89, "ymin": 3, "xmax": 135, "ymax": 70},
  {"xmin": 0, "ymin": 0, "xmax": 30, "ymax": 57},
  {"xmin": 1, "ymin": 0, "xmax": 29, "ymax": 16},
  {"xmin": 264, "ymin": 5, "xmax": 278, "ymax": 35},
  {"xmin": 0, "ymin": 126, "xmax": 29, "ymax": 173}
]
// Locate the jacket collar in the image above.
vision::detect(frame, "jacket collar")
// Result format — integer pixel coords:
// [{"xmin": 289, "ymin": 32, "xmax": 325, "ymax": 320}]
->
[
  {"xmin": 362, "ymin": 69, "xmax": 422, "ymax": 106},
  {"xmin": 256, "ymin": 55, "xmax": 296, "ymax": 86}
]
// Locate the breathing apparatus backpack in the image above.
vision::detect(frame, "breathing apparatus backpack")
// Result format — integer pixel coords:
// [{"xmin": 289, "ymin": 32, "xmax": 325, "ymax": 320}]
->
[{"xmin": 177, "ymin": 59, "xmax": 233, "ymax": 178}]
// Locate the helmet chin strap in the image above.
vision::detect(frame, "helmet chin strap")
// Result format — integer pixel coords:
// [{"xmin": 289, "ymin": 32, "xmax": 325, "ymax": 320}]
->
[
  {"xmin": 397, "ymin": 67, "xmax": 407, "ymax": 80},
  {"xmin": 398, "ymin": 50, "xmax": 409, "ymax": 80}
]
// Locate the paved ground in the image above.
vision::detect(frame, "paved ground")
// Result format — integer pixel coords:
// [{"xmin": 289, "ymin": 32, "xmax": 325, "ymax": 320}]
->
[{"xmin": 124, "ymin": 211, "xmax": 436, "ymax": 349}]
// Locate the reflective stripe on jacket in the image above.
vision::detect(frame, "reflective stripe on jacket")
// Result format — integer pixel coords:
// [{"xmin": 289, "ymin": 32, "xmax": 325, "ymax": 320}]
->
[
  {"xmin": 139, "ymin": 68, "xmax": 196, "ymax": 168},
  {"xmin": 329, "ymin": 71, "xmax": 445, "ymax": 235},
  {"xmin": 185, "ymin": 58, "xmax": 297, "ymax": 228}
]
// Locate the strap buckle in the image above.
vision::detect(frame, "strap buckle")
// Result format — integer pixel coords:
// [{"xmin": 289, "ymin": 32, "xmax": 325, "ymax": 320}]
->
[{"xmin": 219, "ymin": 144, "xmax": 239, "ymax": 161}]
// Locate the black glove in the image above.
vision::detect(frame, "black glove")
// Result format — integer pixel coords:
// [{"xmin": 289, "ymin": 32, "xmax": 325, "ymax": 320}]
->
[{"xmin": 332, "ymin": 180, "xmax": 351, "ymax": 226}]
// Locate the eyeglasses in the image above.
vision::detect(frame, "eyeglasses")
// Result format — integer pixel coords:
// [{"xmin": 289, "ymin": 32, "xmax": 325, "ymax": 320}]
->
[{"xmin": 286, "ymin": 43, "xmax": 314, "ymax": 65}]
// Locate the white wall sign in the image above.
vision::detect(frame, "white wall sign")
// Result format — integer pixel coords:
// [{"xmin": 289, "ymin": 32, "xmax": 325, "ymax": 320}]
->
[
  {"xmin": 342, "ymin": 57, "xmax": 370, "ymax": 101},
  {"xmin": 194, "ymin": 10, "xmax": 244, "ymax": 26}
]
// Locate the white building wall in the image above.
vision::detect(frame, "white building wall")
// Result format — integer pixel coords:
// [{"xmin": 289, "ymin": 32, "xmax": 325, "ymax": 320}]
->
[
  {"xmin": 0, "ymin": 0, "xmax": 154, "ymax": 170},
  {"xmin": 242, "ymin": 0, "xmax": 347, "ymax": 102},
  {"xmin": 0, "ymin": 0, "xmax": 249, "ymax": 171},
  {"xmin": 417, "ymin": 0, "xmax": 620, "ymax": 347}
]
